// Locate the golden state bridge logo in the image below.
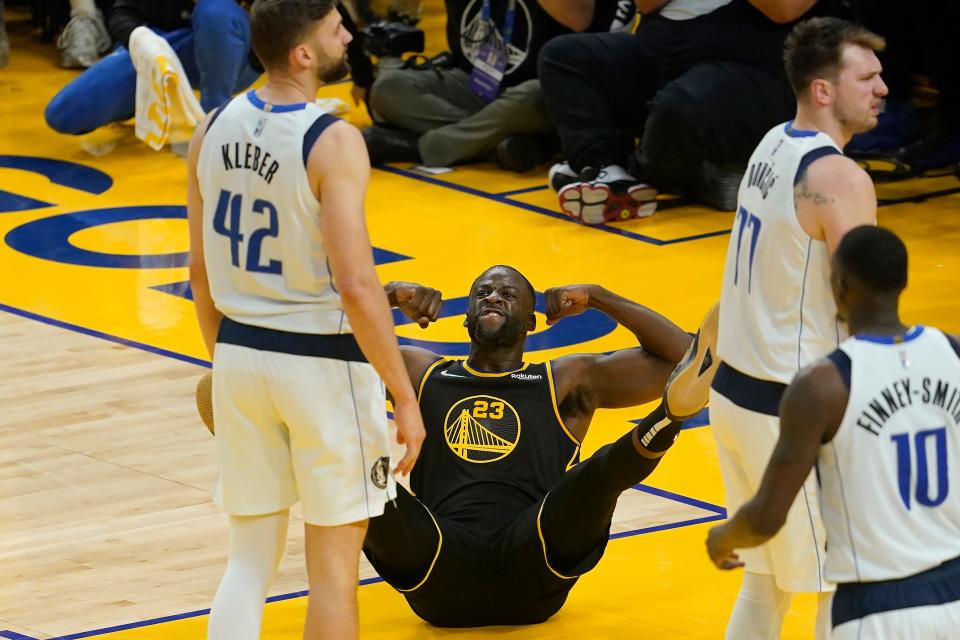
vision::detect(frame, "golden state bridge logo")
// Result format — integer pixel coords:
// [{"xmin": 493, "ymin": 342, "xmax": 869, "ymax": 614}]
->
[{"xmin": 443, "ymin": 395, "xmax": 521, "ymax": 463}]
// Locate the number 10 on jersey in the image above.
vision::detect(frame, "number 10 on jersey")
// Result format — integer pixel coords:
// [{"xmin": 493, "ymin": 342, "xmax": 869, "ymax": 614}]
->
[{"xmin": 212, "ymin": 189, "xmax": 283, "ymax": 274}]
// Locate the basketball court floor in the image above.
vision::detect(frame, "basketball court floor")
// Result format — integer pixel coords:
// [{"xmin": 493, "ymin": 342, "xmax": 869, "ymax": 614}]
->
[{"xmin": 2, "ymin": 4, "xmax": 959, "ymax": 639}]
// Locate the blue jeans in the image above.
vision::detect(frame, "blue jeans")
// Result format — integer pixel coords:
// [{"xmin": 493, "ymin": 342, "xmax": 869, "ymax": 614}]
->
[{"xmin": 45, "ymin": 0, "xmax": 261, "ymax": 135}]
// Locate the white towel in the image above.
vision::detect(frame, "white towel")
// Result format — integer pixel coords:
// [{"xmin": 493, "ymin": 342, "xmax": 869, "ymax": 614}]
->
[{"xmin": 129, "ymin": 26, "xmax": 205, "ymax": 150}]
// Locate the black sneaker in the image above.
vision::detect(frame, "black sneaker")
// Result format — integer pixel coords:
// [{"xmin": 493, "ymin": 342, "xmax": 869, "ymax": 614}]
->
[
  {"xmin": 362, "ymin": 125, "xmax": 421, "ymax": 164},
  {"xmin": 558, "ymin": 165, "xmax": 657, "ymax": 224},
  {"xmin": 548, "ymin": 161, "xmax": 579, "ymax": 192},
  {"xmin": 696, "ymin": 161, "xmax": 743, "ymax": 211},
  {"xmin": 496, "ymin": 134, "xmax": 550, "ymax": 173}
]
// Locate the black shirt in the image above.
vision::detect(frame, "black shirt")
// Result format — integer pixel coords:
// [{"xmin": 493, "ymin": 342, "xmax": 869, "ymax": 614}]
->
[{"xmin": 412, "ymin": 359, "xmax": 580, "ymax": 530}]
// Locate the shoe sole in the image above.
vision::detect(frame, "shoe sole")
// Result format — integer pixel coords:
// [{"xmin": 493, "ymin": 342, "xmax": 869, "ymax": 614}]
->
[
  {"xmin": 663, "ymin": 302, "xmax": 720, "ymax": 421},
  {"xmin": 557, "ymin": 182, "xmax": 657, "ymax": 224}
]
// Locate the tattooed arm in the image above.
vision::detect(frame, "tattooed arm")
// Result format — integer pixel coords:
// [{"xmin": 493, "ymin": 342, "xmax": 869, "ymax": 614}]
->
[{"xmin": 794, "ymin": 154, "xmax": 877, "ymax": 256}]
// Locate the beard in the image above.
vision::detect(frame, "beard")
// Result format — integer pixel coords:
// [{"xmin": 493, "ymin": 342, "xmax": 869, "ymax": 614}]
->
[
  {"xmin": 836, "ymin": 103, "xmax": 878, "ymax": 135},
  {"xmin": 465, "ymin": 311, "xmax": 526, "ymax": 348},
  {"xmin": 318, "ymin": 55, "xmax": 350, "ymax": 83}
]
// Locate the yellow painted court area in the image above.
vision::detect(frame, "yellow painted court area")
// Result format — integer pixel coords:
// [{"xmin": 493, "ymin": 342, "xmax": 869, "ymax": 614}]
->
[{"xmin": 2, "ymin": 3, "xmax": 959, "ymax": 639}]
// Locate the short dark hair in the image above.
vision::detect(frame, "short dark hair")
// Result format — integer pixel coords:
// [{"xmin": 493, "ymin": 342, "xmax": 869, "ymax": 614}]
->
[
  {"xmin": 783, "ymin": 17, "xmax": 885, "ymax": 97},
  {"xmin": 250, "ymin": 0, "xmax": 338, "ymax": 71},
  {"xmin": 835, "ymin": 226, "xmax": 907, "ymax": 294}
]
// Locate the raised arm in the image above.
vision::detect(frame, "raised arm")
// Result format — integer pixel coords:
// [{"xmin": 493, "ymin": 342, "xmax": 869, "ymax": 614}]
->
[
  {"xmin": 548, "ymin": 285, "xmax": 692, "ymax": 440},
  {"xmin": 309, "ymin": 122, "xmax": 424, "ymax": 475},
  {"xmin": 706, "ymin": 359, "xmax": 847, "ymax": 569},
  {"xmin": 384, "ymin": 280, "xmax": 444, "ymax": 393}
]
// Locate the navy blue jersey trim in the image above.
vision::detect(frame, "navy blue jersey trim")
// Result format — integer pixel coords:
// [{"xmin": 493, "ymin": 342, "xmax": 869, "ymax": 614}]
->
[
  {"xmin": 832, "ymin": 554, "xmax": 960, "ymax": 627},
  {"xmin": 826, "ymin": 349, "xmax": 852, "ymax": 391},
  {"xmin": 710, "ymin": 362, "xmax": 786, "ymax": 417},
  {"xmin": 785, "ymin": 120, "xmax": 818, "ymax": 138},
  {"xmin": 217, "ymin": 317, "xmax": 366, "ymax": 361},
  {"xmin": 206, "ymin": 101, "xmax": 230, "ymax": 134},
  {"xmin": 302, "ymin": 114, "xmax": 341, "ymax": 168},
  {"xmin": 795, "ymin": 146, "xmax": 841, "ymax": 185},
  {"xmin": 948, "ymin": 333, "xmax": 960, "ymax": 359}
]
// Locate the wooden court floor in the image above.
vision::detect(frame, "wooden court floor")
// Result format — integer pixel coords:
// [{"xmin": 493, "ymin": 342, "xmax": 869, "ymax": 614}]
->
[{"xmin": 2, "ymin": 5, "xmax": 959, "ymax": 639}]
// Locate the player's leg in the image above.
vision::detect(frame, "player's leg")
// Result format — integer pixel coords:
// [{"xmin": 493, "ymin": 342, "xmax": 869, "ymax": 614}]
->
[
  {"xmin": 725, "ymin": 571, "xmax": 792, "ymax": 640},
  {"xmin": 711, "ymin": 388, "xmax": 832, "ymax": 639},
  {"xmin": 303, "ymin": 519, "xmax": 368, "ymax": 640},
  {"xmin": 208, "ymin": 510, "xmax": 290, "ymax": 640},
  {"xmin": 710, "ymin": 391, "xmax": 792, "ymax": 640},
  {"xmin": 540, "ymin": 303, "xmax": 720, "ymax": 573},
  {"xmin": 207, "ymin": 344, "xmax": 300, "ymax": 639},
  {"xmin": 279, "ymin": 357, "xmax": 399, "ymax": 636},
  {"xmin": 538, "ymin": 405, "xmax": 679, "ymax": 574},
  {"xmin": 363, "ymin": 486, "xmax": 442, "ymax": 590}
]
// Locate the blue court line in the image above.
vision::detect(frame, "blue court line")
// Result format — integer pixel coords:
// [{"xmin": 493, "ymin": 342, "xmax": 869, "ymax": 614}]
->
[
  {"xmin": 609, "ymin": 513, "xmax": 725, "ymax": 540},
  {"xmin": 12, "ymin": 487, "xmax": 726, "ymax": 640},
  {"xmin": 633, "ymin": 483, "xmax": 727, "ymax": 516},
  {"xmin": 11, "ymin": 578, "xmax": 386, "ymax": 640},
  {"xmin": 494, "ymin": 184, "xmax": 551, "ymax": 197},
  {"xmin": 0, "ymin": 302, "xmax": 210, "ymax": 369},
  {"xmin": 375, "ymin": 165, "xmax": 732, "ymax": 246}
]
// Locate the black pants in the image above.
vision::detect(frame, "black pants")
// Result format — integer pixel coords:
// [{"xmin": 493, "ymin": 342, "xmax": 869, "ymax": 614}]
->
[
  {"xmin": 363, "ymin": 407, "xmax": 676, "ymax": 627},
  {"xmin": 537, "ymin": 0, "xmax": 795, "ymax": 193}
]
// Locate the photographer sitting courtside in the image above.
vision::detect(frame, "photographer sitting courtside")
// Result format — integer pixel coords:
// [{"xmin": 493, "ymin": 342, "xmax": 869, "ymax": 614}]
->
[{"xmin": 363, "ymin": 0, "xmax": 636, "ymax": 172}]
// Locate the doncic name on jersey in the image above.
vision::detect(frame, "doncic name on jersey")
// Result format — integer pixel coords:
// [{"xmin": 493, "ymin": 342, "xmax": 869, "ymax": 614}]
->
[{"xmin": 220, "ymin": 141, "xmax": 280, "ymax": 184}]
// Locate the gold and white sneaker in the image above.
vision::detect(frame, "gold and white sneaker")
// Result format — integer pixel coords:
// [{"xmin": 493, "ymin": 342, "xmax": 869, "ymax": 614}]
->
[{"xmin": 663, "ymin": 302, "xmax": 720, "ymax": 421}]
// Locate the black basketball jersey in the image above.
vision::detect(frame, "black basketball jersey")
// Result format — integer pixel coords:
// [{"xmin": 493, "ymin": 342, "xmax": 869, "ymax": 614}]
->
[{"xmin": 411, "ymin": 359, "xmax": 580, "ymax": 529}]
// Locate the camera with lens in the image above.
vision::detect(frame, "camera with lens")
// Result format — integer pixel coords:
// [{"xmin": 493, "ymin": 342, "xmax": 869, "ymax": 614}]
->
[{"xmin": 361, "ymin": 20, "xmax": 426, "ymax": 58}]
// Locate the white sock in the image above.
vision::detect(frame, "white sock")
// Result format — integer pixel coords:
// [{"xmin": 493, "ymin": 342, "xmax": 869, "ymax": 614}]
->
[
  {"xmin": 815, "ymin": 591, "xmax": 833, "ymax": 640},
  {"xmin": 69, "ymin": 0, "xmax": 98, "ymax": 17},
  {"xmin": 208, "ymin": 511, "xmax": 289, "ymax": 640},
  {"xmin": 724, "ymin": 571, "xmax": 791, "ymax": 640}
]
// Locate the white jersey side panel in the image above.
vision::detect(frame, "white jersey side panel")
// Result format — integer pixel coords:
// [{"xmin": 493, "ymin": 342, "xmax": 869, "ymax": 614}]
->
[
  {"xmin": 820, "ymin": 327, "xmax": 960, "ymax": 583},
  {"xmin": 717, "ymin": 122, "xmax": 844, "ymax": 384},
  {"xmin": 197, "ymin": 93, "xmax": 349, "ymax": 334}
]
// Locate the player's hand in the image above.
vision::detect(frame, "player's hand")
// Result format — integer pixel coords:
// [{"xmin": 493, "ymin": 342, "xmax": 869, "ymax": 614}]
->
[
  {"xmin": 393, "ymin": 282, "xmax": 443, "ymax": 328},
  {"xmin": 706, "ymin": 525, "xmax": 744, "ymax": 570},
  {"xmin": 544, "ymin": 285, "xmax": 593, "ymax": 325},
  {"xmin": 392, "ymin": 396, "xmax": 426, "ymax": 476}
]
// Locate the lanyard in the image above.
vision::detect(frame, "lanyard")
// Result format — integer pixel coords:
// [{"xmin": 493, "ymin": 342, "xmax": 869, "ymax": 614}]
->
[{"xmin": 479, "ymin": 0, "xmax": 516, "ymax": 47}]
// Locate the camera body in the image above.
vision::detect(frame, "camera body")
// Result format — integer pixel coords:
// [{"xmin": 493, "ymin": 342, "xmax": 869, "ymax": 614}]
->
[{"xmin": 361, "ymin": 21, "xmax": 426, "ymax": 58}]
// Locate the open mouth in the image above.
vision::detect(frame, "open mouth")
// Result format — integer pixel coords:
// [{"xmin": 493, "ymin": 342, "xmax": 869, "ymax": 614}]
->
[{"xmin": 480, "ymin": 308, "xmax": 504, "ymax": 318}]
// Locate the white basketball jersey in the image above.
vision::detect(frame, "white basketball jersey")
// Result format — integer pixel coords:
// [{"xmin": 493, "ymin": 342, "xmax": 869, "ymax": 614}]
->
[
  {"xmin": 820, "ymin": 327, "xmax": 960, "ymax": 583},
  {"xmin": 197, "ymin": 91, "xmax": 348, "ymax": 334},
  {"xmin": 717, "ymin": 122, "xmax": 843, "ymax": 384}
]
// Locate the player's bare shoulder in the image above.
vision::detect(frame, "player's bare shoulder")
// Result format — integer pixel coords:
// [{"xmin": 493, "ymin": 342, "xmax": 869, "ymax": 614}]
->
[{"xmin": 793, "ymin": 153, "xmax": 871, "ymax": 210}]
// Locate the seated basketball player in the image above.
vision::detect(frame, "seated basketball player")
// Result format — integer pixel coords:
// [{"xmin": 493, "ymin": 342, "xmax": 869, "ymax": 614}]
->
[
  {"xmin": 199, "ymin": 265, "xmax": 718, "ymax": 627},
  {"xmin": 370, "ymin": 265, "xmax": 719, "ymax": 627}
]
